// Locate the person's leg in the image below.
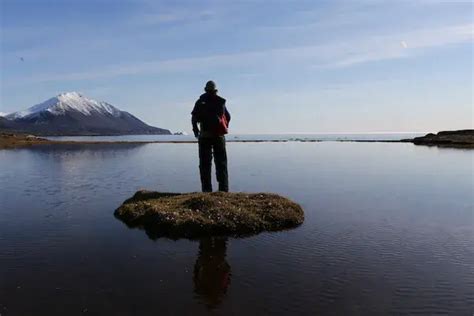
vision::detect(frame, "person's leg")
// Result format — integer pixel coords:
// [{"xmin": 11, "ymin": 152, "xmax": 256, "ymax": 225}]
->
[
  {"xmin": 199, "ymin": 138, "xmax": 213, "ymax": 192},
  {"xmin": 213, "ymin": 136, "xmax": 229, "ymax": 192}
]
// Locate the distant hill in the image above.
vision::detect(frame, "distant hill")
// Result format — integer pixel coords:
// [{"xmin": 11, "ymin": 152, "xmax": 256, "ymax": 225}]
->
[{"xmin": 0, "ymin": 92, "xmax": 171, "ymax": 136}]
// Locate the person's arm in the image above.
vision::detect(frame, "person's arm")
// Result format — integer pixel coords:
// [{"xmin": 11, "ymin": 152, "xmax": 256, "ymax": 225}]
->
[
  {"xmin": 191, "ymin": 116, "xmax": 200, "ymax": 138},
  {"xmin": 191, "ymin": 100, "xmax": 201, "ymax": 138}
]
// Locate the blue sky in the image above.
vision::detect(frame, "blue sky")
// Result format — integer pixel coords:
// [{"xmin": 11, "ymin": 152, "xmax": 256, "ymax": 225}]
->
[{"xmin": 1, "ymin": 0, "xmax": 472, "ymax": 133}]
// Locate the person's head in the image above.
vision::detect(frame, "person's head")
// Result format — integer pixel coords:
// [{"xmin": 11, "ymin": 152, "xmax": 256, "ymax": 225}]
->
[{"xmin": 204, "ymin": 80, "xmax": 217, "ymax": 94}]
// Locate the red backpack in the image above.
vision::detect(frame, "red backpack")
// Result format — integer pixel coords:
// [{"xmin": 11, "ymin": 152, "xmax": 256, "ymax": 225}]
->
[{"xmin": 215, "ymin": 110, "xmax": 229, "ymax": 135}]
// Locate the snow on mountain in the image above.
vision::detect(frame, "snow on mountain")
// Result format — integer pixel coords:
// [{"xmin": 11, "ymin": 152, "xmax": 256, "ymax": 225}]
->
[
  {"xmin": 6, "ymin": 92, "xmax": 122, "ymax": 119},
  {"xmin": 0, "ymin": 112, "xmax": 7, "ymax": 117},
  {"xmin": 2, "ymin": 92, "xmax": 171, "ymax": 136}
]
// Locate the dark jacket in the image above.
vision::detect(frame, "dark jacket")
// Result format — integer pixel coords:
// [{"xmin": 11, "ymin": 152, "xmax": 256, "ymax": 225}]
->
[{"xmin": 191, "ymin": 93, "xmax": 231, "ymax": 137}]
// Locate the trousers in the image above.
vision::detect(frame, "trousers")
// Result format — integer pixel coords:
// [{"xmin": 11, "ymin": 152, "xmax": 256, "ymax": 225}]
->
[{"xmin": 198, "ymin": 136, "xmax": 229, "ymax": 192}]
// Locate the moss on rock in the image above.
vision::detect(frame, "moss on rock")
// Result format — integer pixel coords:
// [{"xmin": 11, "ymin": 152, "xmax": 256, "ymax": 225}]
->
[{"xmin": 115, "ymin": 190, "xmax": 304, "ymax": 239}]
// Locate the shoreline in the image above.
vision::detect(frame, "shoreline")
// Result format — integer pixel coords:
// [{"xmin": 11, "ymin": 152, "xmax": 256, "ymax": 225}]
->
[
  {"xmin": 0, "ymin": 133, "xmax": 404, "ymax": 149},
  {"xmin": 1, "ymin": 131, "xmax": 472, "ymax": 149}
]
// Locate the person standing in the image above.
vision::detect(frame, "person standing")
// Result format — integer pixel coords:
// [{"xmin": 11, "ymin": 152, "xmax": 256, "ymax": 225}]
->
[{"xmin": 191, "ymin": 81, "xmax": 231, "ymax": 192}]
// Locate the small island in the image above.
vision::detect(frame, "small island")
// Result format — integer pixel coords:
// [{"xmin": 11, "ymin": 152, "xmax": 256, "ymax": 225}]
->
[{"xmin": 115, "ymin": 190, "xmax": 304, "ymax": 239}]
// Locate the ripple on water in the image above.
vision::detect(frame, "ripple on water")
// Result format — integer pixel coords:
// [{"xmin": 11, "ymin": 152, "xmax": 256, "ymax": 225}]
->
[{"xmin": 0, "ymin": 142, "xmax": 473, "ymax": 315}]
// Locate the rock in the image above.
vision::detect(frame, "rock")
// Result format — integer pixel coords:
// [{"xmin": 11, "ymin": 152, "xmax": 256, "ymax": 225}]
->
[
  {"xmin": 114, "ymin": 191, "xmax": 304, "ymax": 239},
  {"xmin": 401, "ymin": 130, "xmax": 474, "ymax": 148}
]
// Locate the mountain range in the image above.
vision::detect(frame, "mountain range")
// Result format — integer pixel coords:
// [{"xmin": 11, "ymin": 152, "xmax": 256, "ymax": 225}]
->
[{"xmin": 0, "ymin": 92, "xmax": 171, "ymax": 136}]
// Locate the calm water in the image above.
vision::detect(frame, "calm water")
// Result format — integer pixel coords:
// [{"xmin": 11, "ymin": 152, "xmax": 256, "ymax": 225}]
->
[
  {"xmin": 46, "ymin": 132, "xmax": 425, "ymax": 143},
  {"xmin": 0, "ymin": 142, "xmax": 472, "ymax": 315}
]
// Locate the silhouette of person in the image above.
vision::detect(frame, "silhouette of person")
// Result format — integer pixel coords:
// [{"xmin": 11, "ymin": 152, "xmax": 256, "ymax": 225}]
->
[
  {"xmin": 191, "ymin": 80, "xmax": 231, "ymax": 192},
  {"xmin": 193, "ymin": 237, "xmax": 231, "ymax": 309}
]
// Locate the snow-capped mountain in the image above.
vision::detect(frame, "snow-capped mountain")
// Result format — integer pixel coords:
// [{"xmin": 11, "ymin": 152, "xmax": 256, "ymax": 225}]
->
[
  {"xmin": 1, "ymin": 92, "xmax": 171, "ymax": 136},
  {"xmin": 5, "ymin": 92, "xmax": 122, "ymax": 120}
]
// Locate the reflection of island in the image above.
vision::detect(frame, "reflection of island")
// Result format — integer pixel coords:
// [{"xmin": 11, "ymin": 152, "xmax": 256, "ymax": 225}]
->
[{"xmin": 193, "ymin": 238, "xmax": 231, "ymax": 309}]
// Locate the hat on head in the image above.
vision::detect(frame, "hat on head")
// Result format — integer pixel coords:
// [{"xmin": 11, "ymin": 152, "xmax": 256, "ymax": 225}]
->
[{"xmin": 205, "ymin": 80, "xmax": 217, "ymax": 92}]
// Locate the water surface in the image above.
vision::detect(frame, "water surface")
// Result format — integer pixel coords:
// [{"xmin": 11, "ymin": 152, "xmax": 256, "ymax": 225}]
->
[
  {"xmin": 0, "ymin": 142, "xmax": 472, "ymax": 315},
  {"xmin": 47, "ymin": 132, "xmax": 424, "ymax": 143}
]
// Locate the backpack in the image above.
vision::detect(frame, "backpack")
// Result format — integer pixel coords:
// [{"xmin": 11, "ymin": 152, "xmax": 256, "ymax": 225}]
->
[
  {"xmin": 215, "ymin": 109, "xmax": 228, "ymax": 136},
  {"xmin": 195, "ymin": 94, "xmax": 229, "ymax": 136}
]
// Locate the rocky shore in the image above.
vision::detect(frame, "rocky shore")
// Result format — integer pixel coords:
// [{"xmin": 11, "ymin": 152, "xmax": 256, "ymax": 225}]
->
[
  {"xmin": 115, "ymin": 190, "xmax": 304, "ymax": 239},
  {"xmin": 401, "ymin": 130, "xmax": 474, "ymax": 148},
  {"xmin": 0, "ymin": 133, "xmax": 195, "ymax": 149},
  {"xmin": 0, "ymin": 133, "xmax": 294, "ymax": 149},
  {"xmin": 0, "ymin": 133, "xmax": 50, "ymax": 149}
]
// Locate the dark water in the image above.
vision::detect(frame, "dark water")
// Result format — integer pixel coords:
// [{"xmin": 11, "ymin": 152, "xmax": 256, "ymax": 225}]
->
[{"xmin": 0, "ymin": 142, "xmax": 472, "ymax": 315}]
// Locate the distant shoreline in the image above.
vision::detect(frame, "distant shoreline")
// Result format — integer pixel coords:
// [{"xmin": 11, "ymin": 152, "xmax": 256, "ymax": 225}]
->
[{"xmin": 1, "ymin": 131, "xmax": 472, "ymax": 149}]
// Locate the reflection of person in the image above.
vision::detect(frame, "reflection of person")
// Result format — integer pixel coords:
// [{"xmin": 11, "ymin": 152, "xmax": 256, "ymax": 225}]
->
[
  {"xmin": 191, "ymin": 80, "xmax": 231, "ymax": 192},
  {"xmin": 193, "ymin": 238, "xmax": 231, "ymax": 309}
]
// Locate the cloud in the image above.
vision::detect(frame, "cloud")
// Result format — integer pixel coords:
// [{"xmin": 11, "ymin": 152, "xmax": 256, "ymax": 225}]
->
[
  {"xmin": 317, "ymin": 23, "xmax": 473, "ymax": 68},
  {"xmin": 131, "ymin": 9, "xmax": 215, "ymax": 25},
  {"xmin": 5, "ymin": 23, "xmax": 472, "ymax": 85}
]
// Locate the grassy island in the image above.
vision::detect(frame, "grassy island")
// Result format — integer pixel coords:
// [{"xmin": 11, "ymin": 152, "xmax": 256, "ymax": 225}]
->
[{"xmin": 115, "ymin": 190, "xmax": 304, "ymax": 239}]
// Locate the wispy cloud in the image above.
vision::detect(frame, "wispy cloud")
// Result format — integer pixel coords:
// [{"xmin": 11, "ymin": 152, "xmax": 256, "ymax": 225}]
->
[
  {"xmin": 6, "ymin": 23, "xmax": 472, "ymax": 85},
  {"xmin": 131, "ymin": 9, "xmax": 216, "ymax": 25},
  {"xmin": 323, "ymin": 23, "xmax": 473, "ymax": 68}
]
